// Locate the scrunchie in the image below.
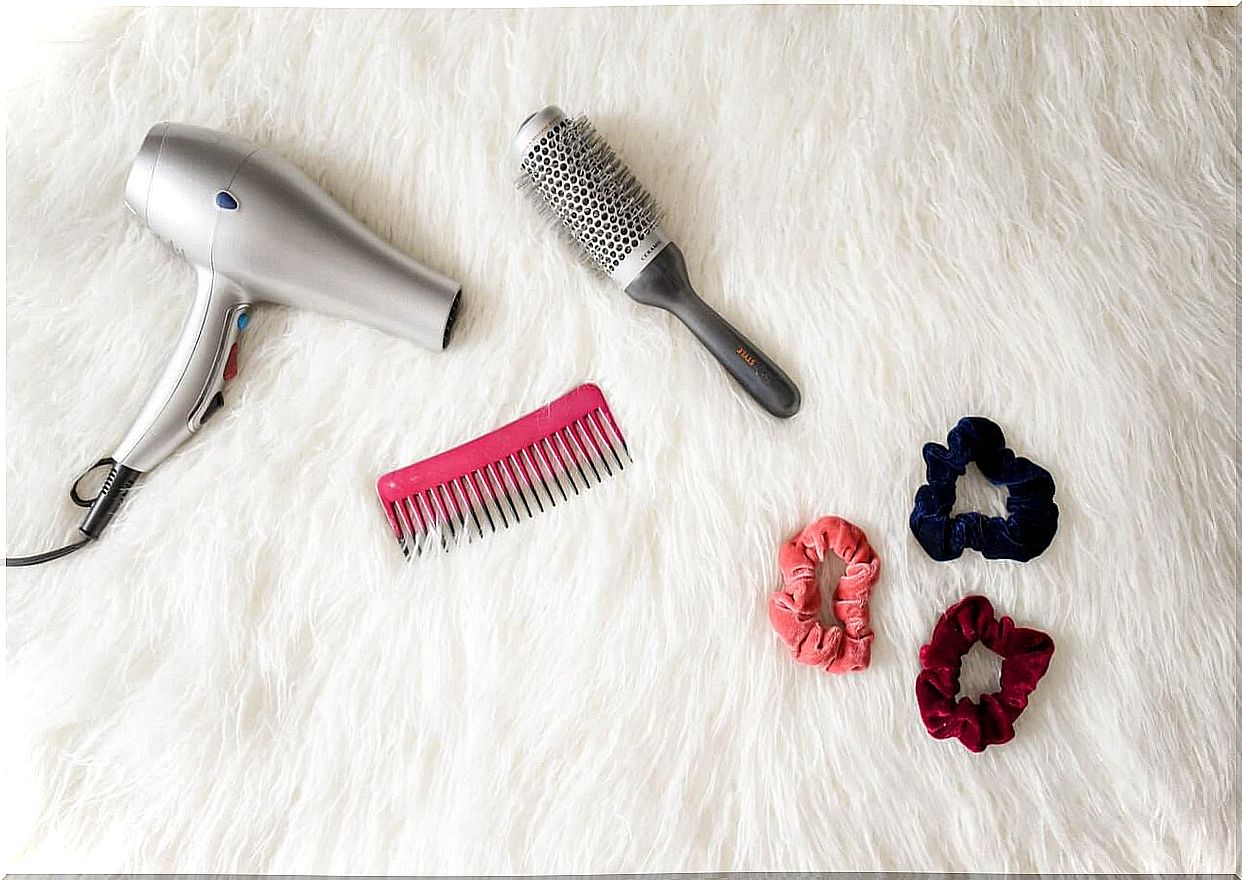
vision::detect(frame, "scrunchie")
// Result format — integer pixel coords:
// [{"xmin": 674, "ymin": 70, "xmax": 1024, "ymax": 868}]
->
[
  {"xmin": 768, "ymin": 516, "xmax": 881, "ymax": 673},
  {"xmin": 910, "ymin": 417, "xmax": 1058, "ymax": 562},
  {"xmin": 915, "ymin": 595, "xmax": 1054, "ymax": 752}
]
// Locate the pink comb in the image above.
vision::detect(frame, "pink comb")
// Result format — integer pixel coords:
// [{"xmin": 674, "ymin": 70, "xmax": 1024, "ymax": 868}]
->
[{"xmin": 377, "ymin": 383, "xmax": 631, "ymax": 556}]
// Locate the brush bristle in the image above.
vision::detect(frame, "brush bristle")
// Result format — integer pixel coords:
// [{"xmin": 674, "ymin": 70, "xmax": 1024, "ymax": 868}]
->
[{"xmin": 516, "ymin": 114, "xmax": 664, "ymax": 278}]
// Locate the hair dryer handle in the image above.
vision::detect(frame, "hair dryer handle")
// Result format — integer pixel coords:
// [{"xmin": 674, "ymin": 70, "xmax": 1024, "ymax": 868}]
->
[{"xmin": 112, "ymin": 267, "xmax": 249, "ymax": 472}]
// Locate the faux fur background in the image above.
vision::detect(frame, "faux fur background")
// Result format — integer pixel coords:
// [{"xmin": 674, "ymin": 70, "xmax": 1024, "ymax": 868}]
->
[{"xmin": 5, "ymin": 6, "xmax": 1237, "ymax": 874}]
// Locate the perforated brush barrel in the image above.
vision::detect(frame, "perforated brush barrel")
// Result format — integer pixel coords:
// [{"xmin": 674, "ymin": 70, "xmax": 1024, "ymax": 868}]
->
[{"xmin": 514, "ymin": 106, "xmax": 670, "ymax": 287}]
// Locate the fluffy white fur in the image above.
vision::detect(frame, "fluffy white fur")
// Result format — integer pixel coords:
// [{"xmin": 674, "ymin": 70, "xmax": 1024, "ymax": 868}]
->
[{"xmin": 5, "ymin": 6, "xmax": 1237, "ymax": 874}]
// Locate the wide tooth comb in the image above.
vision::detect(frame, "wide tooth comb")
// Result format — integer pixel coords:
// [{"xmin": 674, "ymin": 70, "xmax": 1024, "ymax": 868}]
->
[{"xmin": 377, "ymin": 384, "xmax": 630, "ymax": 557}]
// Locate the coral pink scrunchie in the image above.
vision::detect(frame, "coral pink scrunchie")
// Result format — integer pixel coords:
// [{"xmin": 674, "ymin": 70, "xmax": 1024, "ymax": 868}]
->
[
  {"xmin": 768, "ymin": 516, "xmax": 881, "ymax": 673},
  {"xmin": 916, "ymin": 595, "xmax": 1055, "ymax": 752}
]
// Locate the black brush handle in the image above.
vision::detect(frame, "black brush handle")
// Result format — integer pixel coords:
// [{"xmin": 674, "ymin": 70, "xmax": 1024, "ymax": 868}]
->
[{"xmin": 625, "ymin": 244, "xmax": 801, "ymax": 419}]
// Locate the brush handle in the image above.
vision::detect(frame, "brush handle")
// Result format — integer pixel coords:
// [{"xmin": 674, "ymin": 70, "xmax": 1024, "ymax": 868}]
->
[
  {"xmin": 672, "ymin": 293, "xmax": 802, "ymax": 418},
  {"xmin": 625, "ymin": 244, "xmax": 801, "ymax": 419}
]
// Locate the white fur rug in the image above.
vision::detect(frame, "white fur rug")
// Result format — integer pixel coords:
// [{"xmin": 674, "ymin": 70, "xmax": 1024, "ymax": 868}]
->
[{"xmin": 5, "ymin": 6, "xmax": 1237, "ymax": 874}]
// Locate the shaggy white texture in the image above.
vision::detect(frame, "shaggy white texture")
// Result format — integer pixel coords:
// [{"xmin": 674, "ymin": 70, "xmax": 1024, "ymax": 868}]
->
[{"xmin": 5, "ymin": 6, "xmax": 1237, "ymax": 874}]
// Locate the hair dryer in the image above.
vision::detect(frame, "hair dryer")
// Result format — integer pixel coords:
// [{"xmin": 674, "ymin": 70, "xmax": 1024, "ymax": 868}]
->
[{"xmin": 8, "ymin": 123, "xmax": 461, "ymax": 565}]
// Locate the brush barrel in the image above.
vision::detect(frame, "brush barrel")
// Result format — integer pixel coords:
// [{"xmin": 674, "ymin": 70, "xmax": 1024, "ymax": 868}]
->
[
  {"xmin": 512, "ymin": 106, "xmax": 567, "ymax": 165},
  {"xmin": 626, "ymin": 244, "xmax": 802, "ymax": 419},
  {"xmin": 513, "ymin": 106, "xmax": 672, "ymax": 286}
]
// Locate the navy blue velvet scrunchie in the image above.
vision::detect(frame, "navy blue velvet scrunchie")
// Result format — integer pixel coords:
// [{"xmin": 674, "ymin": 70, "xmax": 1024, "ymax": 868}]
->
[{"xmin": 910, "ymin": 418, "xmax": 1058, "ymax": 562}]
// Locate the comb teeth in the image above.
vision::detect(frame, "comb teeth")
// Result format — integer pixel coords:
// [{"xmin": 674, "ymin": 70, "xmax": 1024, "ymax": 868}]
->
[
  {"xmin": 516, "ymin": 111, "xmax": 665, "ymax": 280},
  {"xmin": 377, "ymin": 384, "xmax": 631, "ymax": 558}
]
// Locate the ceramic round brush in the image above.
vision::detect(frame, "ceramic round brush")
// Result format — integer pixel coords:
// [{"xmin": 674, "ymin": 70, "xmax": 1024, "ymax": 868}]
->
[{"xmin": 512, "ymin": 106, "xmax": 802, "ymax": 419}]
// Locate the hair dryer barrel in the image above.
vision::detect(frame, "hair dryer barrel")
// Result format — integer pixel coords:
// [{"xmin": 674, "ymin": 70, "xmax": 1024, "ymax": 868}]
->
[
  {"xmin": 218, "ymin": 148, "xmax": 461, "ymax": 350},
  {"xmin": 125, "ymin": 122, "xmax": 461, "ymax": 351}
]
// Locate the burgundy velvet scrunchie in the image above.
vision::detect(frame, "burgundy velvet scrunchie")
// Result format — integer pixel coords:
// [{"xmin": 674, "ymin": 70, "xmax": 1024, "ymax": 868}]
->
[
  {"xmin": 916, "ymin": 595, "xmax": 1054, "ymax": 752},
  {"xmin": 768, "ymin": 516, "xmax": 881, "ymax": 673}
]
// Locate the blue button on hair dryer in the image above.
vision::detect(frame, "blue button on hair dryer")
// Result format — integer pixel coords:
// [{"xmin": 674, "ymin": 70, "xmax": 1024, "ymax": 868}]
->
[{"xmin": 8, "ymin": 123, "xmax": 462, "ymax": 566}]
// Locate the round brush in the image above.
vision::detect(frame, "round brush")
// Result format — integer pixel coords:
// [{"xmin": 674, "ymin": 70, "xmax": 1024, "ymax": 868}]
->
[{"xmin": 513, "ymin": 106, "xmax": 802, "ymax": 419}]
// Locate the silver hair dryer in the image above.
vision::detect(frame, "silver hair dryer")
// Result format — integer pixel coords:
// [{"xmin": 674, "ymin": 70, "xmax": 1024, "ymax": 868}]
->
[{"xmin": 71, "ymin": 123, "xmax": 462, "ymax": 545}]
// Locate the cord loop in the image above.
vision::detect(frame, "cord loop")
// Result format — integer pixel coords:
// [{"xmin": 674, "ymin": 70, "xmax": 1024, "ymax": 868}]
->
[{"xmin": 70, "ymin": 457, "xmax": 116, "ymax": 508}]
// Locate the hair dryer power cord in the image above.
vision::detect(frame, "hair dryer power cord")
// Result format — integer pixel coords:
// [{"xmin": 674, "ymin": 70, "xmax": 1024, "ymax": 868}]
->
[
  {"xmin": 7, "ymin": 458, "xmax": 141, "ymax": 568},
  {"xmin": 7, "ymin": 537, "xmax": 93, "ymax": 567}
]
